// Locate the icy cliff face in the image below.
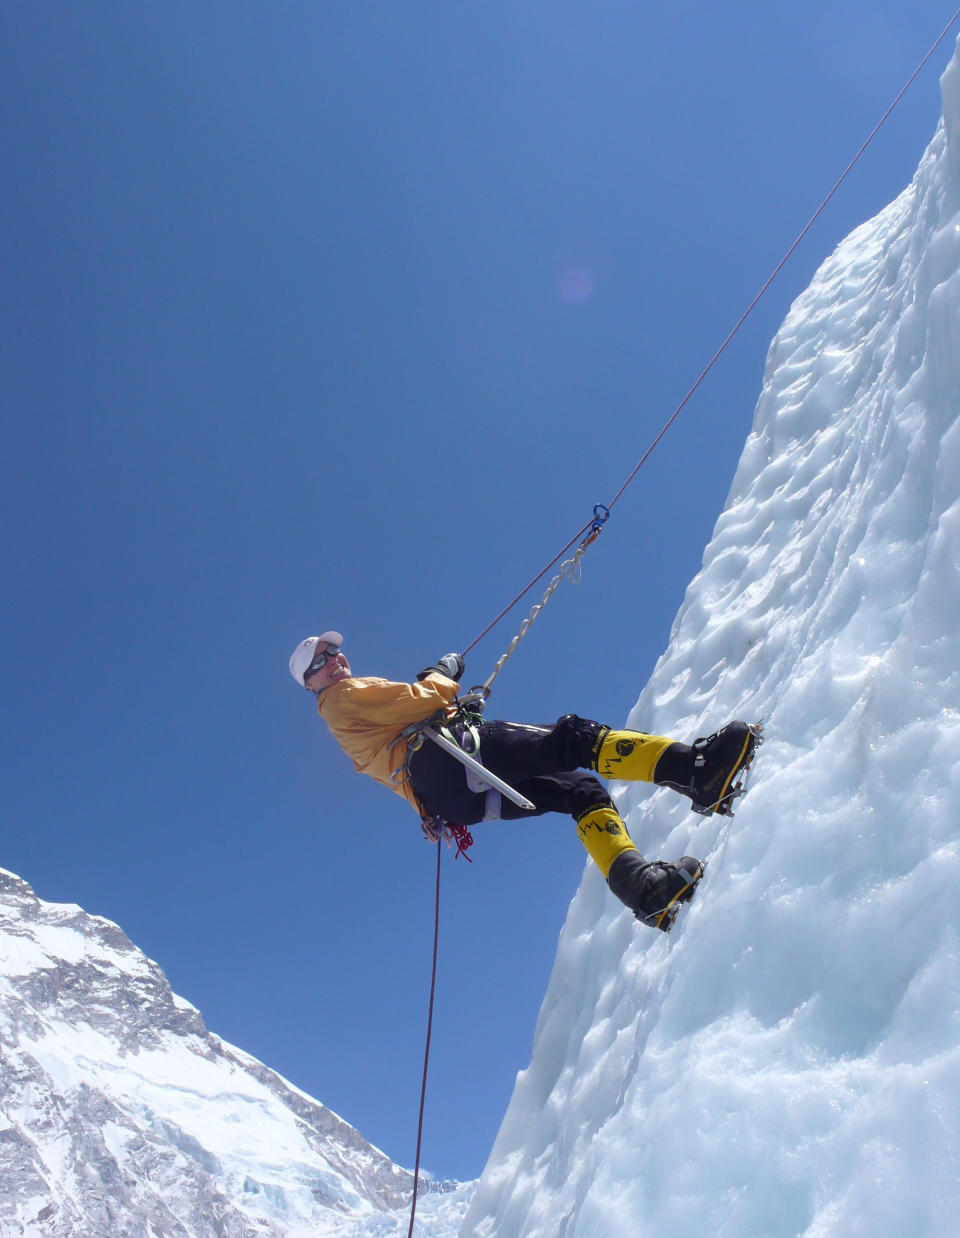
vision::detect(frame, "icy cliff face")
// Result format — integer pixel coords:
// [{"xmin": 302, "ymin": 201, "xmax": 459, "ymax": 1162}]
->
[
  {"xmin": 464, "ymin": 39, "xmax": 960, "ymax": 1238},
  {"xmin": 0, "ymin": 867, "xmax": 471, "ymax": 1236}
]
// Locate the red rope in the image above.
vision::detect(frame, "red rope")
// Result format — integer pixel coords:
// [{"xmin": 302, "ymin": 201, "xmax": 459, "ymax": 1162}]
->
[
  {"xmin": 447, "ymin": 822, "xmax": 475, "ymax": 861},
  {"xmin": 408, "ymin": 839, "xmax": 442, "ymax": 1238}
]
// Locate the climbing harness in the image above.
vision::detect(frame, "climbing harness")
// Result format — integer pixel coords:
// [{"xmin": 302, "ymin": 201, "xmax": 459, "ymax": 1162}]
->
[
  {"xmin": 397, "ymin": 697, "xmax": 536, "ymax": 817},
  {"xmin": 422, "ymin": 726, "xmax": 535, "ymax": 813}
]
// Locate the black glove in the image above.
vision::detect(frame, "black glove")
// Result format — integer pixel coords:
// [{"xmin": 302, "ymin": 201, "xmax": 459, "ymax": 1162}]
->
[{"xmin": 416, "ymin": 652, "xmax": 465, "ymax": 682}]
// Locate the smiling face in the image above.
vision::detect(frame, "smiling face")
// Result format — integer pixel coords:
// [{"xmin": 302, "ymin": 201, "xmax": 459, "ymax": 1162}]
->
[{"xmin": 304, "ymin": 646, "xmax": 352, "ymax": 693}]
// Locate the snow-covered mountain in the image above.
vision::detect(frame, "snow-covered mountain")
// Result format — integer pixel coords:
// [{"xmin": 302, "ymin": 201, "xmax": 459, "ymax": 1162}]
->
[
  {"xmin": 463, "ymin": 36, "xmax": 960, "ymax": 1238},
  {"xmin": 0, "ymin": 867, "xmax": 473, "ymax": 1236}
]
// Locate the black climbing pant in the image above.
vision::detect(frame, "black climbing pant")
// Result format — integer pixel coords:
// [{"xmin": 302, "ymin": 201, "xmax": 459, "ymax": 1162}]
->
[{"xmin": 407, "ymin": 714, "xmax": 613, "ymax": 825}]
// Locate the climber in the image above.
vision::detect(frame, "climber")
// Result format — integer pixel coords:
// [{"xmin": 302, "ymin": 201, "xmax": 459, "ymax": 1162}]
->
[{"xmin": 288, "ymin": 632, "xmax": 759, "ymax": 931}]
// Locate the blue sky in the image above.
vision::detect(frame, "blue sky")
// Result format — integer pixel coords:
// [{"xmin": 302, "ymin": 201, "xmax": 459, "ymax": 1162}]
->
[{"xmin": 1, "ymin": 2, "xmax": 954, "ymax": 1182}]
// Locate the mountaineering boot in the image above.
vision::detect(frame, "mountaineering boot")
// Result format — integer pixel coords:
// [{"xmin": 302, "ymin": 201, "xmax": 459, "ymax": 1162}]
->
[
  {"xmin": 689, "ymin": 721, "xmax": 760, "ymax": 814},
  {"xmin": 576, "ymin": 805, "xmax": 704, "ymax": 932},
  {"xmin": 652, "ymin": 720, "xmax": 761, "ymax": 816},
  {"xmin": 593, "ymin": 729, "xmax": 676, "ymax": 782},
  {"xmin": 607, "ymin": 850, "xmax": 705, "ymax": 932}
]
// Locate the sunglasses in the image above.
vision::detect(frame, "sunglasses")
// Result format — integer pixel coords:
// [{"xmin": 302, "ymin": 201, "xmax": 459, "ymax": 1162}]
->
[{"xmin": 304, "ymin": 643, "xmax": 341, "ymax": 682}]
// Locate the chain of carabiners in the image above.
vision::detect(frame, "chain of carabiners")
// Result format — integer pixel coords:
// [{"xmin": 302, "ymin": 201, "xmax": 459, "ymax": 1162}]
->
[{"xmin": 475, "ymin": 503, "xmax": 609, "ymax": 698}]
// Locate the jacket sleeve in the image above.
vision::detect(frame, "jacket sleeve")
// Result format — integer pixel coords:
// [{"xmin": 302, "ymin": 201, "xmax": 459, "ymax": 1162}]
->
[{"xmin": 328, "ymin": 674, "xmax": 460, "ymax": 727}]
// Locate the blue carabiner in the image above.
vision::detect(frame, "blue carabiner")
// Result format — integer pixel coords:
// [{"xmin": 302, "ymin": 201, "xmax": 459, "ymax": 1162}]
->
[
  {"xmin": 591, "ymin": 502, "xmax": 610, "ymax": 535},
  {"xmin": 580, "ymin": 502, "xmax": 610, "ymax": 548}
]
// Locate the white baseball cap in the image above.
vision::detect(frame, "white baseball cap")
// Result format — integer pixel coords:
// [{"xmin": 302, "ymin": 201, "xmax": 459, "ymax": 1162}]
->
[{"xmin": 289, "ymin": 631, "xmax": 344, "ymax": 686}]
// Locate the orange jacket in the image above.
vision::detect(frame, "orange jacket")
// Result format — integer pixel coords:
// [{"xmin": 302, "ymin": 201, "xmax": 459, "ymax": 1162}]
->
[{"xmin": 316, "ymin": 673, "xmax": 461, "ymax": 813}]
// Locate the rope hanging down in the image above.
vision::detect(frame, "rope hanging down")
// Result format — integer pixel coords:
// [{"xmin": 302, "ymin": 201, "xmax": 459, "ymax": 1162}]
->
[
  {"xmin": 463, "ymin": 3, "xmax": 960, "ymax": 664},
  {"xmin": 407, "ymin": 839, "xmax": 442, "ymax": 1238}
]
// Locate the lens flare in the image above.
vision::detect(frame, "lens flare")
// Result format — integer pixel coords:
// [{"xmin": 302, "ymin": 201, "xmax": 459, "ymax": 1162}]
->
[{"xmin": 557, "ymin": 268, "xmax": 594, "ymax": 306}]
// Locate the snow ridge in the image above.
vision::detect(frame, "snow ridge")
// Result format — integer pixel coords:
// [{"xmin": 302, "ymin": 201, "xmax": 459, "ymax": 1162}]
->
[{"xmin": 463, "ymin": 37, "xmax": 960, "ymax": 1238}]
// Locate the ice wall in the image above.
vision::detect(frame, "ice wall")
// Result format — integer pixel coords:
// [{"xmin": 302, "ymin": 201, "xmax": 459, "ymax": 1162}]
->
[{"xmin": 463, "ymin": 38, "xmax": 960, "ymax": 1238}]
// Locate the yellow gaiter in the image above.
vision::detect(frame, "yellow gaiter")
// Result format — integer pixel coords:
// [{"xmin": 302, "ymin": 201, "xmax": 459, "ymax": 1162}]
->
[
  {"xmin": 594, "ymin": 730, "xmax": 675, "ymax": 782},
  {"xmin": 576, "ymin": 805, "xmax": 638, "ymax": 878}
]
